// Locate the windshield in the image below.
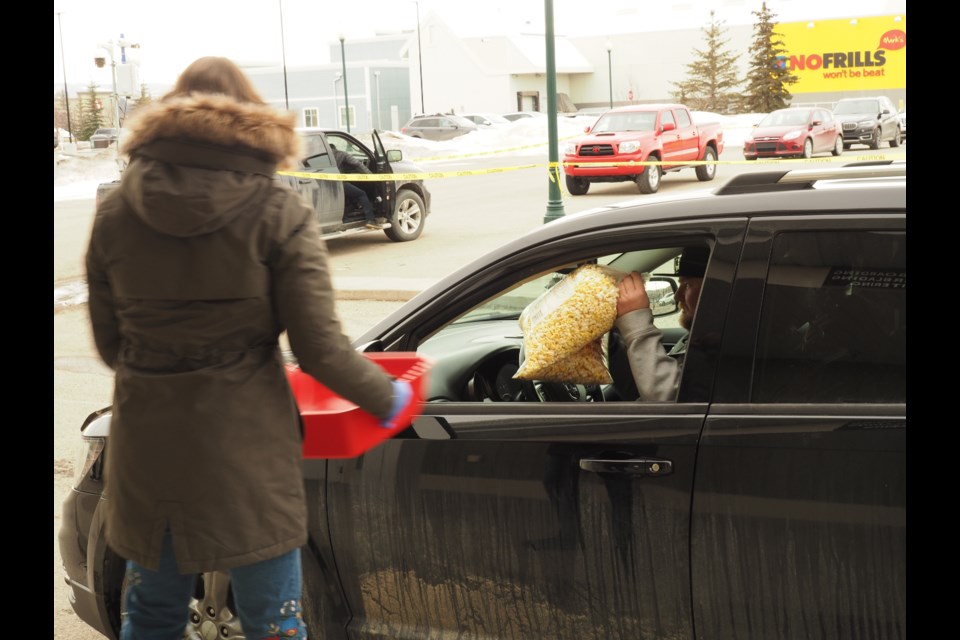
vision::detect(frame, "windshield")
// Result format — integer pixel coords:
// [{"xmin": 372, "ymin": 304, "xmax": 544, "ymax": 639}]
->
[
  {"xmin": 833, "ymin": 100, "xmax": 880, "ymax": 115},
  {"xmin": 591, "ymin": 111, "xmax": 658, "ymax": 133},
  {"xmin": 758, "ymin": 110, "xmax": 811, "ymax": 127}
]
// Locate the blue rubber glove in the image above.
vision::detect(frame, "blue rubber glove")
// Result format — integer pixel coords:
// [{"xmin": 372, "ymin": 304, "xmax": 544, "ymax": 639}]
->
[{"xmin": 381, "ymin": 379, "xmax": 414, "ymax": 429}]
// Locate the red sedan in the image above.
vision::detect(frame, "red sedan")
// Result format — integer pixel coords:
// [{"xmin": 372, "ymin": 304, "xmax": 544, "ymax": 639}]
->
[{"xmin": 743, "ymin": 107, "xmax": 843, "ymax": 160}]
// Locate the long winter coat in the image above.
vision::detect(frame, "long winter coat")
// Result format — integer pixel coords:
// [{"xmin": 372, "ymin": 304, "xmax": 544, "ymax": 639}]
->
[{"xmin": 86, "ymin": 93, "xmax": 395, "ymax": 573}]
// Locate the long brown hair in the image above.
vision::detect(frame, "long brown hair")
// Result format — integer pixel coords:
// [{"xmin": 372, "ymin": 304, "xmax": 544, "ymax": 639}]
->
[{"xmin": 164, "ymin": 56, "xmax": 266, "ymax": 105}]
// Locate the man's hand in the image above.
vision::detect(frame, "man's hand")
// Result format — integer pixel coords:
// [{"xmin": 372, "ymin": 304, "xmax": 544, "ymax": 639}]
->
[{"xmin": 617, "ymin": 271, "xmax": 650, "ymax": 317}]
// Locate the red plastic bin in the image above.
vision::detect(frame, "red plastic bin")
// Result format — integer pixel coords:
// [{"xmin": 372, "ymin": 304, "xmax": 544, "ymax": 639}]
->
[{"xmin": 286, "ymin": 352, "xmax": 432, "ymax": 459}]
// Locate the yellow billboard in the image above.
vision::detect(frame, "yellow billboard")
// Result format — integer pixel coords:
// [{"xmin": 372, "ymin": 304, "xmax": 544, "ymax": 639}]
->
[{"xmin": 778, "ymin": 15, "xmax": 906, "ymax": 93}]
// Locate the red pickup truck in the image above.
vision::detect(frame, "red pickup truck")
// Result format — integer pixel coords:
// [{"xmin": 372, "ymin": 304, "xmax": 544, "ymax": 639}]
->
[{"xmin": 562, "ymin": 104, "xmax": 724, "ymax": 195}]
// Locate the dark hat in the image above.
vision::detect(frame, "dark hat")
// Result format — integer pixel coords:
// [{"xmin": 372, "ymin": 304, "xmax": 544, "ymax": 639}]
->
[{"xmin": 677, "ymin": 246, "xmax": 709, "ymax": 278}]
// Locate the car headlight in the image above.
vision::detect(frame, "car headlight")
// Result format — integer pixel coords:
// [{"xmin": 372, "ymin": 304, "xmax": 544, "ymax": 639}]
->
[
  {"xmin": 783, "ymin": 129, "xmax": 803, "ymax": 141},
  {"xmin": 858, "ymin": 120, "xmax": 874, "ymax": 128},
  {"xmin": 619, "ymin": 141, "xmax": 640, "ymax": 154},
  {"xmin": 562, "ymin": 143, "xmax": 577, "ymax": 155},
  {"xmin": 73, "ymin": 413, "xmax": 110, "ymax": 488}
]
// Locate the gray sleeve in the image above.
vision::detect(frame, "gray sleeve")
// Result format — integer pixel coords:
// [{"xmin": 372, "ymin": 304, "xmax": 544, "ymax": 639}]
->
[{"xmin": 614, "ymin": 309, "xmax": 681, "ymax": 402}]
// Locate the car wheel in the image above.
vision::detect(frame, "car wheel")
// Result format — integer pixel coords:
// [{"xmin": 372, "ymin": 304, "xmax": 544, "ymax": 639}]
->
[
  {"xmin": 832, "ymin": 136, "xmax": 843, "ymax": 156},
  {"xmin": 869, "ymin": 128, "xmax": 881, "ymax": 150},
  {"xmin": 637, "ymin": 160, "xmax": 661, "ymax": 194},
  {"xmin": 119, "ymin": 570, "xmax": 247, "ymax": 639},
  {"xmin": 565, "ymin": 175, "xmax": 590, "ymax": 195},
  {"xmin": 744, "ymin": 155, "xmax": 757, "ymax": 161},
  {"xmin": 695, "ymin": 146, "xmax": 717, "ymax": 181},
  {"xmin": 843, "ymin": 142, "xmax": 852, "ymax": 151},
  {"xmin": 890, "ymin": 127, "xmax": 902, "ymax": 148},
  {"xmin": 801, "ymin": 138, "xmax": 813, "ymax": 159},
  {"xmin": 385, "ymin": 189, "xmax": 425, "ymax": 242}
]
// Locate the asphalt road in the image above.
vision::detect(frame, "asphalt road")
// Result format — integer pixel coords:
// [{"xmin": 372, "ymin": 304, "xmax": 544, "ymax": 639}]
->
[{"xmin": 53, "ymin": 141, "xmax": 905, "ymax": 638}]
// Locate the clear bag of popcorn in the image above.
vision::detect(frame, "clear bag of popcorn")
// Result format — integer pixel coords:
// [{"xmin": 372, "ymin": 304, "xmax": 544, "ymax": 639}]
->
[{"xmin": 515, "ymin": 264, "xmax": 624, "ymax": 384}]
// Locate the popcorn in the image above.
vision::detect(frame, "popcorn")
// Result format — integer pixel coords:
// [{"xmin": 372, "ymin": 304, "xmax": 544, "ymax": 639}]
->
[{"xmin": 515, "ymin": 264, "xmax": 622, "ymax": 384}]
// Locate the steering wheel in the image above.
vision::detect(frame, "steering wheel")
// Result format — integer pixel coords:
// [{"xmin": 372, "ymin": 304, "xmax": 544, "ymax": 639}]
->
[{"xmin": 516, "ymin": 343, "xmax": 601, "ymax": 402}]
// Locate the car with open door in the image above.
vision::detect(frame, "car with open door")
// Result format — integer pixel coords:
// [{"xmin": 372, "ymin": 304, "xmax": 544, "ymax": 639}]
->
[{"xmin": 61, "ymin": 161, "xmax": 905, "ymax": 640}]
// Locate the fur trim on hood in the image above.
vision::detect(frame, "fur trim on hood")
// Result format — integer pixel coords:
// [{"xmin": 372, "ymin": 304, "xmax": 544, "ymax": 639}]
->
[{"xmin": 121, "ymin": 93, "xmax": 302, "ymax": 170}]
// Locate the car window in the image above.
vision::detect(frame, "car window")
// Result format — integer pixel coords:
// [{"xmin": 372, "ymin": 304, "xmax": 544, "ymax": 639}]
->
[
  {"xmin": 675, "ymin": 108, "xmax": 692, "ymax": 128},
  {"xmin": 751, "ymin": 230, "xmax": 906, "ymax": 403},
  {"xmin": 661, "ymin": 110, "xmax": 676, "ymax": 128},
  {"xmin": 301, "ymin": 134, "xmax": 334, "ymax": 170}
]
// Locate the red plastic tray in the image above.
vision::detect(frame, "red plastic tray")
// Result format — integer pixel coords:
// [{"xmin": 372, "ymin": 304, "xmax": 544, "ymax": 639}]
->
[{"xmin": 286, "ymin": 352, "xmax": 432, "ymax": 459}]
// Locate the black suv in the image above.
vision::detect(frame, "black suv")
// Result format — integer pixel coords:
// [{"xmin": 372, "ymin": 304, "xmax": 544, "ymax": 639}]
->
[
  {"xmin": 60, "ymin": 162, "xmax": 905, "ymax": 640},
  {"xmin": 832, "ymin": 96, "xmax": 903, "ymax": 150}
]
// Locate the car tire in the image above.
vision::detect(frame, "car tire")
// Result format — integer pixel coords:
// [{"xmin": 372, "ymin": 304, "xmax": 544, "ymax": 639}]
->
[
  {"xmin": 832, "ymin": 136, "xmax": 843, "ymax": 156},
  {"xmin": 869, "ymin": 128, "xmax": 881, "ymax": 150},
  {"xmin": 637, "ymin": 160, "xmax": 661, "ymax": 194},
  {"xmin": 385, "ymin": 189, "xmax": 425, "ymax": 242},
  {"xmin": 695, "ymin": 146, "xmax": 717, "ymax": 181},
  {"xmin": 890, "ymin": 127, "xmax": 902, "ymax": 148},
  {"xmin": 744, "ymin": 155, "xmax": 757, "ymax": 161},
  {"xmin": 565, "ymin": 175, "xmax": 590, "ymax": 195},
  {"xmin": 801, "ymin": 138, "xmax": 813, "ymax": 159},
  {"xmin": 843, "ymin": 142, "xmax": 852, "ymax": 151}
]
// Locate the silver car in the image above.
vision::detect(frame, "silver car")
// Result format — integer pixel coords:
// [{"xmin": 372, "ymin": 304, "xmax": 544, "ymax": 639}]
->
[{"xmin": 401, "ymin": 114, "xmax": 479, "ymax": 141}]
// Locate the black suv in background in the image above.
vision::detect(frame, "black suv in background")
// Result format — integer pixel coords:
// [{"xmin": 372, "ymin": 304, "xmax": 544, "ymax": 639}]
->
[
  {"xmin": 60, "ymin": 162, "xmax": 905, "ymax": 640},
  {"xmin": 833, "ymin": 96, "xmax": 903, "ymax": 149}
]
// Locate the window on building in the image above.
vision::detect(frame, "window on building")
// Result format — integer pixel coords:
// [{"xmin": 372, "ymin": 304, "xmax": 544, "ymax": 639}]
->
[
  {"xmin": 338, "ymin": 105, "xmax": 356, "ymax": 130},
  {"xmin": 304, "ymin": 108, "xmax": 319, "ymax": 128}
]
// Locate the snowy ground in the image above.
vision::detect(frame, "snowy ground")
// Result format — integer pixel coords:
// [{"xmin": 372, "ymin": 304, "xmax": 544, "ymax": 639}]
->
[{"xmin": 54, "ymin": 111, "xmax": 759, "ymax": 202}]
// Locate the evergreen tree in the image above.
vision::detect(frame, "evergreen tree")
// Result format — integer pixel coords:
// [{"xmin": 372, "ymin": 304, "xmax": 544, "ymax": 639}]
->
[
  {"xmin": 78, "ymin": 82, "xmax": 105, "ymax": 141},
  {"xmin": 670, "ymin": 11, "xmax": 742, "ymax": 114},
  {"xmin": 740, "ymin": 2, "xmax": 798, "ymax": 112}
]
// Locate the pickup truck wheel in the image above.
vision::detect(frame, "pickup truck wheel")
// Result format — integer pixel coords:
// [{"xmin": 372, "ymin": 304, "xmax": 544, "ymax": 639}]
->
[
  {"xmin": 385, "ymin": 189, "xmax": 425, "ymax": 242},
  {"xmin": 832, "ymin": 136, "xmax": 843, "ymax": 156},
  {"xmin": 890, "ymin": 128, "xmax": 902, "ymax": 148},
  {"xmin": 565, "ymin": 175, "xmax": 590, "ymax": 195},
  {"xmin": 695, "ymin": 146, "xmax": 717, "ymax": 181},
  {"xmin": 637, "ymin": 162, "xmax": 661, "ymax": 194},
  {"xmin": 801, "ymin": 138, "xmax": 813, "ymax": 159},
  {"xmin": 868, "ymin": 128, "xmax": 881, "ymax": 150}
]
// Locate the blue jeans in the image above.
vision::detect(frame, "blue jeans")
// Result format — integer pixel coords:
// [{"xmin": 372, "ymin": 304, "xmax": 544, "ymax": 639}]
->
[
  {"xmin": 120, "ymin": 529, "xmax": 307, "ymax": 640},
  {"xmin": 343, "ymin": 182, "xmax": 375, "ymax": 221}
]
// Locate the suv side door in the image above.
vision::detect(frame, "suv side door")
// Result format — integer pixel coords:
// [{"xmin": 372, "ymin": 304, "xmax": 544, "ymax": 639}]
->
[
  {"xmin": 285, "ymin": 132, "xmax": 344, "ymax": 232},
  {"xmin": 692, "ymin": 215, "xmax": 906, "ymax": 639},
  {"xmin": 320, "ymin": 219, "xmax": 747, "ymax": 640}
]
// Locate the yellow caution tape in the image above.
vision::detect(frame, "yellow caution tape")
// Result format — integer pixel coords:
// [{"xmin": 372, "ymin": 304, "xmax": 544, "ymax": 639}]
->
[
  {"xmin": 277, "ymin": 152, "xmax": 900, "ymax": 182},
  {"xmin": 408, "ymin": 134, "xmax": 580, "ymax": 163}
]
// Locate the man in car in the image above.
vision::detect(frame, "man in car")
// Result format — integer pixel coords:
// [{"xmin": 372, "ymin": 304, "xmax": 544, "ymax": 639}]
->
[
  {"xmin": 330, "ymin": 144, "xmax": 386, "ymax": 230},
  {"xmin": 611, "ymin": 246, "xmax": 708, "ymax": 401}
]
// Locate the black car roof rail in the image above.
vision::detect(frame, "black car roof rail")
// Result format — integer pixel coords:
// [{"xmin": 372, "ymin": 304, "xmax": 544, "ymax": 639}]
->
[{"xmin": 715, "ymin": 160, "xmax": 905, "ymax": 195}]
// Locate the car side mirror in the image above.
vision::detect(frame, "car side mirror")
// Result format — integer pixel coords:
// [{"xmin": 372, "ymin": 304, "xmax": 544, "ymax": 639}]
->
[
  {"xmin": 881, "ymin": 109, "xmax": 890, "ymax": 115},
  {"xmin": 584, "ymin": 126, "xmax": 592, "ymax": 133},
  {"xmin": 386, "ymin": 149, "xmax": 402, "ymax": 162},
  {"xmin": 811, "ymin": 120, "xmax": 822, "ymax": 127},
  {"xmin": 647, "ymin": 277, "xmax": 679, "ymax": 317},
  {"xmin": 661, "ymin": 122, "xmax": 677, "ymax": 133}
]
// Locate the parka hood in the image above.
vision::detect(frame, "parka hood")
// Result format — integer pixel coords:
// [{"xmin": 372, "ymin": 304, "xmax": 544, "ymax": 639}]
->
[{"xmin": 117, "ymin": 93, "xmax": 303, "ymax": 237}]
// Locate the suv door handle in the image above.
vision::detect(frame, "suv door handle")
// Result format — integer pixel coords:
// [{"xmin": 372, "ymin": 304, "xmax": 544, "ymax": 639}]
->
[{"xmin": 579, "ymin": 458, "xmax": 673, "ymax": 476}]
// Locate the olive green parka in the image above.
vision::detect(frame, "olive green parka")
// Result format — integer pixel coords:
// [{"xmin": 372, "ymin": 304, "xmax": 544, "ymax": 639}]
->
[{"xmin": 86, "ymin": 93, "xmax": 395, "ymax": 573}]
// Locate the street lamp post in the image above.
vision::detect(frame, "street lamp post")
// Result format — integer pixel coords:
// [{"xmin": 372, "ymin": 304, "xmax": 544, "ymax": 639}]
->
[
  {"xmin": 95, "ymin": 41, "xmax": 122, "ymax": 130},
  {"xmin": 374, "ymin": 71, "xmax": 382, "ymax": 130},
  {"xmin": 412, "ymin": 1, "xmax": 425, "ymax": 113},
  {"xmin": 333, "ymin": 74, "xmax": 341, "ymax": 127},
  {"xmin": 542, "ymin": 0, "xmax": 566, "ymax": 223},
  {"xmin": 606, "ymin": 41, "xmax": 613, "ymax": 109},
  {"xmin": 339, "ymin": 34, "xmax": 350, "ymax": 133},
  {"xmin": 279, "ymin": 0, "xmax": 290, "ymax": 110},
  {"xmin": 57, "ymin": 12, "xmax": 74, "ymax": 143}
]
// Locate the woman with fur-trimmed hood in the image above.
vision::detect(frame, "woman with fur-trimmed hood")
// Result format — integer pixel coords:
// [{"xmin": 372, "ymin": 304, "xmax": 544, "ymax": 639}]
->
[{"xmin": 86, "ymin": 57, "xmax": 413, "ymax": 639}]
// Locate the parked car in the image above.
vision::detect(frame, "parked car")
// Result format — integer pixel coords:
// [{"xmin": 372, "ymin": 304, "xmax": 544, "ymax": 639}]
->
[
  {"xmin": 61, "ymin": 160, "xmax": 905, "ymax": 640},
  {"xmin": 89, "ymin": 127, "xmax": 120, "ymax": 149},
  {"xmin": 461, "ymin": 112, "xmax": 512, "ymax": 127},
  {"xmin": 502, "ymin": 111, "xmax": 548, "ymax": 122},
  {"xmin": 742, "ymin": 107, "xmax": 843, "ymax": 160},
  {"xmin": 97, "ymin": 129, "xmax": 431, "ymax": 242},
  {"xmin": 899, "ymin": 109, "xmax": 906, "ymax": 139},
  {"xmin": 561, "ymin": 103, "xmax": 723, "ymax": 195},
  {"xmin": 401, "ymin": 113, "xmax": 479, "ymax": 140},
  {"xmin": 832, "ymin": 96, "xmax": 902, "ymax": 149}
]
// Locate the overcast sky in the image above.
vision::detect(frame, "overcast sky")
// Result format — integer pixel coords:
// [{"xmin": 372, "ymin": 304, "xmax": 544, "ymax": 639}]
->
[{"xmin": 54, "ymin": 0, "xmax": 906, "ymax": 92}]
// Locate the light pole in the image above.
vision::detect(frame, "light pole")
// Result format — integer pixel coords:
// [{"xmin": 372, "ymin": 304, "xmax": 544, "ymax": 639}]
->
[
  {"xmin": 338, "ymin": 34, "xmax": 350, "ymax": 132},
  {"xmin": 279, "ymin": 0, "xmax": 289, "ymax": 109},
  {"xmin": 412, "ymin": 1, "xmax": 425, "ymax": 113},
  {"xmin": 57, "ymin": 12, "xmax": 74, "ymax": 143},
  {"xmin": 605, "ymin": 41, "xmax": 613, "ymax": 109},
  {"xmin": 374, "ymin": 71, "xmax": 382, "ymax": 130},
  {"xmin": 333, "ymin": 73, "xmax": 341, "ymax": 128},
  {"xmin": 94, "ymin": 41, "xmax": 121, "ymax": 130},
  {"xmin": 543, "ymin": 0, "xmax": 566, "ymax": 223}
]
